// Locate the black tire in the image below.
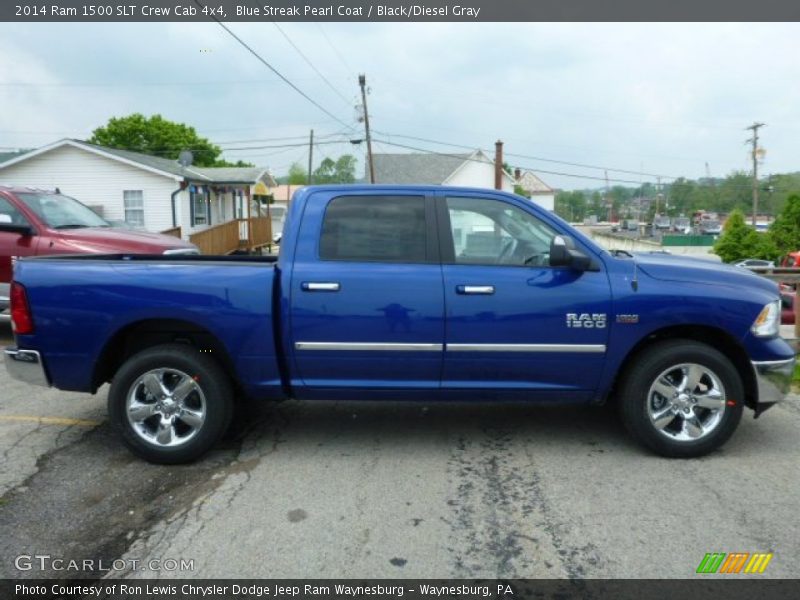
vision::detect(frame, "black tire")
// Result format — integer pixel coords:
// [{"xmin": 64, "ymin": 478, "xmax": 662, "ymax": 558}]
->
[
  {"xmin": 618, "ymin": 340, "xmax": 744, "ymax": 458},
  {"xmin": 108, "ymin": 343, "xmax": 234, "ymax": 464}
]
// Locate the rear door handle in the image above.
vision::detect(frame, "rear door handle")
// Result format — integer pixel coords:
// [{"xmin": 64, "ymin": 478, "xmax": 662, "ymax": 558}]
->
[
  {"xmin": 456, "ymin": 285, "xmax": 494, "ymax": 295},
  {"xmin": 302, "ymin": 282, "xmax": 340, "ymax": 292}
]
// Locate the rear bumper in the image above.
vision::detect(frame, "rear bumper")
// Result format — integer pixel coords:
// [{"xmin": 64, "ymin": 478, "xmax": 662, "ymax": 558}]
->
[
  {"xmin": 752, "ymin": 357, "xmax": 795, "ymax": 416},
  {"xmin": 3, "ymin": 347, "xmax": 50, "ymax": 387}
]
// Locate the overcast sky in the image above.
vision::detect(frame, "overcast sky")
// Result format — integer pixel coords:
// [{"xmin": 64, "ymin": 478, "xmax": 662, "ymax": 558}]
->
[{"xmin": 0, "ymin": 22, "xmax": 798, "ymax": 190}]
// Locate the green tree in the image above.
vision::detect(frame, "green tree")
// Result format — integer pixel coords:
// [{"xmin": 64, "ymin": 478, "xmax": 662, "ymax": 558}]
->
[
  {"xmin": 715, "ymin": 172, "xmax": 752, "ymax": 213},
  {"xmin": 312, "ymin": 155, "xmax": 357, "ymax": 184},
  {"xmin": 768, "ymin": 193, "xmax": 800, "ymax": 258},
  {"xmin": 555, "ymin": 191, "xmax": 587, "ymax": 222},
  {"xmin": 287, "ymin": 162, "xmax": 308, "ymax": 185},
  {"xmin": 713, "ymin": 209, "xmax": 765, "ymax": 263},
  {"xmin": 513, "ymin": 184, "xmax": 531, "ymax": 199},
  {"xmin": 88, "ymin": 113, "xmax": 251, "ymax": 167}
]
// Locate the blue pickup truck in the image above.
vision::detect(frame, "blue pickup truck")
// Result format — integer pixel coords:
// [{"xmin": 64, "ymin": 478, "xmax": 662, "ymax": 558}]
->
[{"xmin": 4, "ymin": 185, "xmax": 796, "ymax": 463}]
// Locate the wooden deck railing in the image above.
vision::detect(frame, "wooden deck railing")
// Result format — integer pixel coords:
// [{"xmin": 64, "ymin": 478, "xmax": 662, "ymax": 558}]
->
[
  {"xmin": 160, "ymin": 226, "xmax": 182, "ymax": 238},
  {"xmin": 248, "ymin": 217, "xmax": 272, "ymax": 248},
  {"xmin": 189, "ymin": 220, "xmax": 240, "ymax": 255},
  {"xmin": 189, "ymin": 218, "xmax": 273, "ymax": 255}
]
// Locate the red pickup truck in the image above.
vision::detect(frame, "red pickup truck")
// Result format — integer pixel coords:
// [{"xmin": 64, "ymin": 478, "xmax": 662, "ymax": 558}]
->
[{"xmin": 0, "ymin": 186, "xmax": 198, "ymax": 319}]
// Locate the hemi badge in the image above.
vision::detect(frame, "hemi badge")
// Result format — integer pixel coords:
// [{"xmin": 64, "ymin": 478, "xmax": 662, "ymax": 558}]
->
[{"xmin": 616, "ymin": 314, "xmax": 639, "ymax": 324}]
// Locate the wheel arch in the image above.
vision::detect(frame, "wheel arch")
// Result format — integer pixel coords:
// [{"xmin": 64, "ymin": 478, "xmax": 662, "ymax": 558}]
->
[
  {"xmin": 92, "ymin": 318, "xmax": 238, "ymax": 393},
  {"xmin": 608, "ymin": 325, "xmax": 757, "ymax": 410}
]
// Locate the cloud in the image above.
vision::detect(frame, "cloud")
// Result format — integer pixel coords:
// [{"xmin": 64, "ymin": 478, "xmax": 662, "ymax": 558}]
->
[{"xmin": 0, "ymin": 22, "xmax": 797, "ymax": 187}]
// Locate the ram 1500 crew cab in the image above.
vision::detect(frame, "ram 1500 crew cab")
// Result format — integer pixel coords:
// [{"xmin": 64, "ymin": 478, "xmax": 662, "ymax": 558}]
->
[{"xmin": 4, "ymin": 185, "xmax": 795, "ymax": 463}]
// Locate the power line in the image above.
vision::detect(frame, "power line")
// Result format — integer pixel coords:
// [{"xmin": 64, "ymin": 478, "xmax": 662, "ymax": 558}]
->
[
  {"xmin": 0, "ymin": 78, "xmax": 352, "ymax": 88},
  {"xmin": 315, "ymin": 23, "xmax": 354, "ymax": 75},
  {"xmin": 370, "ymin": 113, "xmax": 748, "ymax": 167},
  {"xmin": 371, "ymin": 138, "xmax": 671, "ymax": 186},
  {"xmin": 373, "ymin": 137, "xmax": 767, "ymax": 191},
  {"xmin": 195, "ymin": 1, "xmax": 352, "ymax": 130},
  {"xmin": 129, "ymin": 139, "xmax": 353, "ymax": 156},
  {"xmin": 223, "ymin": 139, "xmax": 352, "ymax": 152},
  {"xmin": 374, "ymin": 130, "xmax": 682, "ymax": 181},
  {"xmin": 271, "ymin": 22, "xmax": 353, "ymax": 106},
  {"xmin": 214, "ymin": 131, "xmax": 346, "ymax": 145}
]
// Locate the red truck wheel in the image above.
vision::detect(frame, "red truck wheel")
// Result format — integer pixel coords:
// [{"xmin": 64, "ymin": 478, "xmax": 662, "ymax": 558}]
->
[
  {"xmin": 618, "ymin": 340, "xmax": 744, "ymax": 458},
  {"xmin": 108, "ymin": 343, "xmax": 234, "ymax": 464}
]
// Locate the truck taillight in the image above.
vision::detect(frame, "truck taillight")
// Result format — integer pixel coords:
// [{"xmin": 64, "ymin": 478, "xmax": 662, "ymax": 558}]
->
[{"xmin": 10, "ymin": 282, "xmax": 34, "ymax": 335}]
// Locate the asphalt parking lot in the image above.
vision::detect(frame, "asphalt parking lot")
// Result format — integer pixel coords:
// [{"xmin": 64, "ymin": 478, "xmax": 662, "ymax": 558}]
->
[{"xmin": 1, "ymin": 320, "xmax": 799, "ymax": 580}]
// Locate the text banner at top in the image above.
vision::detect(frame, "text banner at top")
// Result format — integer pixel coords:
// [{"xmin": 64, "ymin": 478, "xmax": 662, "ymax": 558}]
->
[{"xmin": 4, "ymin": 0, "xmax": 800, "ymax": 22}]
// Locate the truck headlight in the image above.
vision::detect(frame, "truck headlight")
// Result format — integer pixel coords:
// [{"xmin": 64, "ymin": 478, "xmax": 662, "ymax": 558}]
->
[{"xmin": 751, "ymin": 300, "xmax": 781, "ymax": 337}]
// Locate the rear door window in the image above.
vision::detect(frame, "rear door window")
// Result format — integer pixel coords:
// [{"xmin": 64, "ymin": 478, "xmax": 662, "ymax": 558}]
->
[{"xmin": 320, "ymin": 195, "xmax": 428, "ymax": 263}]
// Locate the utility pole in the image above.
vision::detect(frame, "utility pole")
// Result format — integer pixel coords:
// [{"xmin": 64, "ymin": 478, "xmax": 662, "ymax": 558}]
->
[
  {"xmin": 359, "ymin": 74, "xmax": 375, "ymax": 184},
  {"xmin": 494, "ymin": 140, "xmax": 503, "ymax": 190},
  {"xmin": 655, "ymin": 176, "xmax": 661, "ymax": 216},
  {"xmin": 307, "ymin": 129, "xmax": 314, "ymax": 185},
  {"xmin": 746, "ymin": 122, "xmax": 765, "ymax": 226}
]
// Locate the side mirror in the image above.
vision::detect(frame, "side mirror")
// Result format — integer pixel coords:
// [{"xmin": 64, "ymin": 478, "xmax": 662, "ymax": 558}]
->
[{"xmin": 549, "ymin": 235, "xmax": 593, "ymax": 271}]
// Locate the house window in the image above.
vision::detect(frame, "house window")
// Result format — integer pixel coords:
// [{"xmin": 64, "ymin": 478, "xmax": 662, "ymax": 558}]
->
[
  {"xmin": 123, "ymin": 190, "xmax": 145, "ymax": 227},
  {"xmin": 192, "ymin": 190, "xmax": 208, "ymax": 226}
]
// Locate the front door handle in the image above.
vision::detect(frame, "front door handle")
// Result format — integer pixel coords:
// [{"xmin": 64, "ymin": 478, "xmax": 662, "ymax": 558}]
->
[
  {"xmin": 302, "ymin": 282, "xmax": 340, "ymax": 292},
  {"xmin": 456, "ymin": 285, "xmax": 494, "ymax": 295}
]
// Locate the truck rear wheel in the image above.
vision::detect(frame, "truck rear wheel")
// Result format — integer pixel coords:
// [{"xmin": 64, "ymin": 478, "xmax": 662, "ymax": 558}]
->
[
  {"xmin": 618, "ymin": 340, "xmax": 744, "ymax": 458},
  {"xmin": 108, "ymin": 343, "xmax": 233, "ymax": 464}
]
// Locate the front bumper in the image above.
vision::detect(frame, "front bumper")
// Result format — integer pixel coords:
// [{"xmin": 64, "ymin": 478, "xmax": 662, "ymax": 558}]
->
[
  {"xmin": 752, "ymin": 357, "xmax": 795, "ymax": 416},
  {"xmin": 3, "ymin": 347, "xmax": 50, "ymax": 387}
]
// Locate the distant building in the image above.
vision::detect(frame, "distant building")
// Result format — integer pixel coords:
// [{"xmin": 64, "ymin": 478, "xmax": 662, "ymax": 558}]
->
[
  {"xmin": 513, "ymin": 168, "xmax": 556, "ymax": 211},
  {"xmin": 372, "ymin": 150, "xmax": 515, "ymax": 191}
]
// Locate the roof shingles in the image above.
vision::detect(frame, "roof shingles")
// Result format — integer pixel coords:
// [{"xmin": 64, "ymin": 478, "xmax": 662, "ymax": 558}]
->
[
  {"xmin": 372, "ymin": 152, "xmax": 471, "ymax": 185},
  {"xmin": 0, "ymin": 139, "xmax": 273, "ymax": 185}
]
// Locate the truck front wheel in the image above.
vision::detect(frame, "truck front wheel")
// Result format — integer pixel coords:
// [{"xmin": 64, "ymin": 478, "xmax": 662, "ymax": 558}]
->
[
  {"xmin": 108, "ymin": 344, "xmax": 233, "ymax": 464},
  {"xmin": 619, "ymin": 340, "xmax": 744, "ymax": 458}
]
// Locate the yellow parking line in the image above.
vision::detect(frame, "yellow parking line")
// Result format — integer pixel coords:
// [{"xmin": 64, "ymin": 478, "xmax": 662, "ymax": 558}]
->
[{"xmin": 0, "ymin": 415, "xmax": 101, "ymax": 427}]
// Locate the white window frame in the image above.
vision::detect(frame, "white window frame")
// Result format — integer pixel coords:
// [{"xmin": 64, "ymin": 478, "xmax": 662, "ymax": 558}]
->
[
  {"xmin": 192, "ymin": 191, "xmax": 208, "ymax": 226},
  {"xmin": 123, "ymin": 190, "xmax": 145, "ymax": 228}
]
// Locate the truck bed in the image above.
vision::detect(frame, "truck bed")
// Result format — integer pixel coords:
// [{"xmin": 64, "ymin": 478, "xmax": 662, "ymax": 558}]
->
[{"xmin": 11, "ymin": 254, "xmax": 283, "ymax": 399}]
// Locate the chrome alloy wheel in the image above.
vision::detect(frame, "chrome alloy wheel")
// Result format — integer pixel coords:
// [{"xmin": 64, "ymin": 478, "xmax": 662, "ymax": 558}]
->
[
  {"xmin": 646, "ymin": 363, "xmax": 727, "ymax": 442},
  {"xmin": 125, "ymin": 368, "xmax": 206, "ymax": 447}
]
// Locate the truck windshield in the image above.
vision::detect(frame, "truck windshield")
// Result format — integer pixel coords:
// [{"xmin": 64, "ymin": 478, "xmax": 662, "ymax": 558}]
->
[{"xmin": 16, "ymin": 193, "xmax": 109, "ymax": 229}]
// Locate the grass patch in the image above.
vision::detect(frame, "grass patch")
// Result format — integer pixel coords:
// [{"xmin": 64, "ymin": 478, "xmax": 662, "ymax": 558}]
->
[{"xmin": 795, "ymin": 363, "xmax": 800, "ymax": 383}]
